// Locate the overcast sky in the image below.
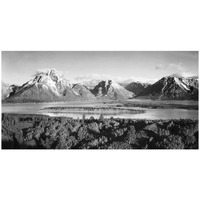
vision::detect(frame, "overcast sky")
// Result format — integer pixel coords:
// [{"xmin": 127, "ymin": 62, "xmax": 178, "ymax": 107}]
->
[{"xmin": 2, "ymin": 51, "xmax": 198, "ymax": 85}]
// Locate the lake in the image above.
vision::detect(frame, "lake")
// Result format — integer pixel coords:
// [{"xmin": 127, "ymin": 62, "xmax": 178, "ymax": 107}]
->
[
  {"xmin": 127, "ymin": 99, "xmax": 199, "ymax": 105},
  {"xmin": 1, "ymin": 101, "xmax": 198, "ymax": 120}
]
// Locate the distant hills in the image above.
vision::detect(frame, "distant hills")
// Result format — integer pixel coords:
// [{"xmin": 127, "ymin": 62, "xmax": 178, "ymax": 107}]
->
[
  {"xmin": 124, "ymin": 82, "xmax": 151, "ymax": 95},
  {"xmin": 2, "ymin": 69, "xmax": 199, "ymax": 102}
]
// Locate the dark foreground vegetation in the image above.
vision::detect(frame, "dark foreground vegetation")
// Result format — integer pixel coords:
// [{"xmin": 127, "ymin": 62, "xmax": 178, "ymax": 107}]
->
[{"xmin": 2, "ymin": 113, "xmax": 198, "ymax": 149}]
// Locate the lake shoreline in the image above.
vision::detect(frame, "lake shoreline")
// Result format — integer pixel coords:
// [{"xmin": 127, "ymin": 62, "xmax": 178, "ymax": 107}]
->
[
  {"xmin": 2, "ymin": 99, "xmax": 198, "ymax": 110},
  {"xmin": 2, "ymin": 101, "xmax": 198, "ymax": 120}
]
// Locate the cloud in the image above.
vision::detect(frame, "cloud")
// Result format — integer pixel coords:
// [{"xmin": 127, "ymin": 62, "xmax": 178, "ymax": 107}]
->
[
  {"xmin": 170, "ymin": 72, "xmax": 198, "ymax": 78},
  {"xmin": 119, "ymin": 76, "xmax": 157, "ymax": 84},
  {"xmin": 155, "ymin": 64, "xmax": 164, "ymax": 70},
  {"xmin": 155, "ymin": 63, "xmax": 198, "ymax": 78},
  {"xmin": 73, "ymin": 74, "xmax": 156, "ymax": 84},
  {"xmin": 155, "ymin": 63, "xmax": 184, "ymax": 71},
  {"xmin": 74, "ymin": 73, "xmax": 122, "ymax": 82}
]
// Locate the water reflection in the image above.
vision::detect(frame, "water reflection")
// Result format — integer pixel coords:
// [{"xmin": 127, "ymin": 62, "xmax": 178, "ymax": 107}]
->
[{"xmin": 45, "ymin": 109, "xmax": 198, "ymax": 120}]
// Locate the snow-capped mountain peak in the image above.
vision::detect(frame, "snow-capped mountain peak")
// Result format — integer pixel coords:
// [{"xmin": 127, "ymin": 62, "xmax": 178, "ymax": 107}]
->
[
  {"xmin": 3, "ymin": 69, "xmax": 82, "ymax": 102},
  {"xmin": 2, "ymin": 70, "xmax": 198, "ymax": 102},
  {"xmin": 91, "ymin": 80, "xmax": 134, "ymax": 100},
  {"xmin": 137, "ymin": 76, "xmax": 198, "ymax": 100}
]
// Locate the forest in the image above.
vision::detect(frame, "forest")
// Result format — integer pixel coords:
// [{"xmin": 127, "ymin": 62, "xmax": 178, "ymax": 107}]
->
[{"xmin": 2, "ymin": 113, "xmax": 198, "ymax": 149}]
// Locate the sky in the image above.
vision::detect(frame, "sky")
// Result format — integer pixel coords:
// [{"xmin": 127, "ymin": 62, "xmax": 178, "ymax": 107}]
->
[{"xmin": 2, "ymin": 51, "xmax": 198, "ymax": 85}]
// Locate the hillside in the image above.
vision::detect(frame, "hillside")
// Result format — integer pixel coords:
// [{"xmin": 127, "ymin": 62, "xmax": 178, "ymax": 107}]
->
[
  {"xmin": 125, "ymin": 82, "xmax": 151, "ymax": 95},
  {"xmin": 80, "ymin": 80, "xmax": 101, "ymax": 90},
  {"xmin": 72, "ymin": 84, "xmax": 96, "ymax": 100}
]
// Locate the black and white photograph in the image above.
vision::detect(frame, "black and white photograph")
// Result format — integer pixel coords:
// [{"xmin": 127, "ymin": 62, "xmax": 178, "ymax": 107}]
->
[
  {"xmin": 1, "ymin": 51, "xmax": 198, "ymax": 149},
  {"xmin": 1, "ymin": 1, "xmax": 200, "ymax": 200}
]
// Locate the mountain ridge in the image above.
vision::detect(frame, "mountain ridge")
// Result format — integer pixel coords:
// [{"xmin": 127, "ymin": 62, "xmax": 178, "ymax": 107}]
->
[
  {"xmin": 2, "ymin": 70, "xmax": 199, "ymax": 102},
  {"xmin": 137, "ymin": 76, "xmax": 198, "ymax": 100}
]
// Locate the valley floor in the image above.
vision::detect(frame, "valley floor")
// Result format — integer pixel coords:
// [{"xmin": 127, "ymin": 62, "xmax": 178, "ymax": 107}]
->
[{"xmin": 2, "ymin": 113, "xmax": 198, "ymax": 149}]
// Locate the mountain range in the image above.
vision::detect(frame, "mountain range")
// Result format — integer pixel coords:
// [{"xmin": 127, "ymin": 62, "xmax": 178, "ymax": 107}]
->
[
  {"xmin": 1, "ymin": 69, "xmax": 199, "ymax": 102},
  {"xmin": 137, "ymin": 76, "xmax": 198, "ymax": 100}
]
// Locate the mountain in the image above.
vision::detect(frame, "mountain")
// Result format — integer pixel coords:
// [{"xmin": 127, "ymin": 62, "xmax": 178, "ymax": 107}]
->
[
  {"xmin": 72, "ymin": 84, "xmax": 96, "ymax": 100},
  {"xmin": 79, "ymin": 80, "xmax": 101, "ymax": 90},
  {"xmin": 3, "ymin": 70, "xmax": 199, "ymax": 102},
  {"xmin": 4, "ymin": 69, "xmax": 82, "ymax": 102},
  {"xmin": 92, "ymin": 80, "xmax": 134, "ymax": 100},
  {"xmin": 137, "ymin": 76, "xmax": 198, "ymax": 100},
  {"xmin": 118, "ymin": 81, "xmax": 133, "ymax": 88},
  {"xmin": 118, "ymin": 79, "xmax": 144, "ymax": 88},
  {"xmin": 2, "ymin": 82, "xmax": 11, "ymax": 99},
  {"xmin": 125, "ymin": 82, "xmax": 151, "ymax": 95},
  {"xmin": 1, "ymin": 82, "xmax": 19, "ymax": 100}
]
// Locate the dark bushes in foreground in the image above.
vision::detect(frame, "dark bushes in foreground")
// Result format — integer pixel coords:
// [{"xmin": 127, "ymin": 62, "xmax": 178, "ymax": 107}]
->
[{"xmin": 1, "ymin": 113, "xmax": 198, "ymax": 149}]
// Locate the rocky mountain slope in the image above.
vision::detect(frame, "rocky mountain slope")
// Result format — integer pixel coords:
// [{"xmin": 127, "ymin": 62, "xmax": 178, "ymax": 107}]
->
[
  {"xmin": 2, "ymin": 82, "xmax": 11, "ymax": 99},
  {"xmin": 125, "ymin": 82, "xmax": 151, "ymax": 95},
  {"xmin": 4, "ymin": 69, "xmax": 82, "ymax": 102},
  {"xmin": 92, "ymin": 80, "xmax": 134, "ymax": 100},
  {"xmin": 137, "ymin": 76, "xmax": 198, "ymax": 100},
  {"xmin": 80, "ymin": 80, "xmax": 101, "ymax": 90},
  {"xmin": 118, "ymin": 79, "xmax": 139, "ymax": 88},
  {"xmin": 72, "ymin": 84, "xmax": 96, "ymax": 100},
  {"xmin": 1, "ymin": 82, "xmax": 19, "ymax": 100}
]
